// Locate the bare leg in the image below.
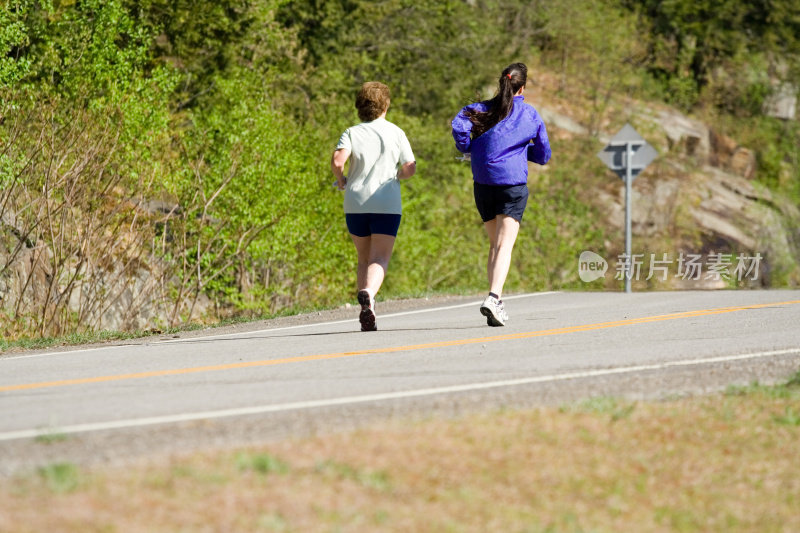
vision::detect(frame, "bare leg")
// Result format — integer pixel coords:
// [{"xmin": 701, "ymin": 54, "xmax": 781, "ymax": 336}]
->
[
  {"xmin": 366, "ymin": 233, "xmax": 395, "ymax": 294},
  {"xmin": 349, "ymin": 233, "xmax": 396, "ymax": 296},
  {"xmin": 350, "ymin": 234, "xmax": 371, "ymax": 291},
  {"xmin": 483, "ymin": 214, "xmax": 520, "ymax": 299},
  {"xmin": 484, "ymin": 218, "xmax": 498, "ymax": 288}
]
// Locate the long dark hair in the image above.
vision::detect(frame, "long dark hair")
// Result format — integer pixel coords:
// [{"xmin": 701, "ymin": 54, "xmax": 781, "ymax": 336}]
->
[{"xmin": 465, "ymin": 63, "xmax": 528, "ymax": 139}]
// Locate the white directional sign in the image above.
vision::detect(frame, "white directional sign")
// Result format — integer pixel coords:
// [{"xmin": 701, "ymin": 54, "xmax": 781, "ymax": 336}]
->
[
  {"xmin": 596, "ymin": 123, "xmax": 658, "ymax": 294},
  {"xmin": 597, "ymin": 123, "xmax": 658, "ymax": 180}
]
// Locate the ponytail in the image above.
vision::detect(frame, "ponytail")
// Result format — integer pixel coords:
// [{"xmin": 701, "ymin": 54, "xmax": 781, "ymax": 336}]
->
[{"xmin": 465, "ymin": 63, "xmax": 528, "ymax": 139}]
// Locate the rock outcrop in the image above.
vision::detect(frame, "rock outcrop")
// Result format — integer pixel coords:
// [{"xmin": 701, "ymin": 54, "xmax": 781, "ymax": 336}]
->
[{"xmin": 540, "ymin": 102, "xmax": 800, "ymax": 288}]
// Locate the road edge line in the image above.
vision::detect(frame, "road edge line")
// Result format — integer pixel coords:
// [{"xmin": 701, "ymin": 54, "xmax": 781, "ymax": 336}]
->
[{"xmin": 1, "ymin": 347, "xmax": 797, "ymax": 442}]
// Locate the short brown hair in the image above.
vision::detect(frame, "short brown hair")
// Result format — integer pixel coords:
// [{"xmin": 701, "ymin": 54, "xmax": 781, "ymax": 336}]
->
[{"xmin": 355, "ymin": 82, "xmax": 390, "ymax": 121}]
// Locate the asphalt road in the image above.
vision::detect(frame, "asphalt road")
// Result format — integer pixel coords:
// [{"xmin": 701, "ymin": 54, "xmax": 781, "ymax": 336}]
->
[{"xmin": 1, "ymin": 290, "xmax": 800, "ymax": 474}]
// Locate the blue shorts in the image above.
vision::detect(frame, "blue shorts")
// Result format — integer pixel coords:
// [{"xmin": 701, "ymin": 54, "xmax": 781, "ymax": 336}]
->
[
  {"xmin": 345, "ymin": 213, "xmax": 402, "ymax": 237},
  {"xmin": 473, "ymin": 182, "xmax": 529, "ymax": 222}
]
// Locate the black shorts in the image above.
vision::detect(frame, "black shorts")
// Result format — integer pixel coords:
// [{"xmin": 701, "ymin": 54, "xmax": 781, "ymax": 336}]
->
[
  {"xmin": 473, "ymin": 182, "xmax": 529, "ymax": 222},
  {"xmin": 345, "ymin": 213, "xmax": 402, "ymax": 237}
]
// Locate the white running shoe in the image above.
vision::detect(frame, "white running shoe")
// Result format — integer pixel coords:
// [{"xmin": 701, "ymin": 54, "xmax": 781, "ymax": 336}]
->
[
  {"xmin": 357, "ymin": 289, "xmax": 377, "ymax": 331},
  {"xmin": 497, "ymin": 300, "xmax": 509, "ymax": 322},
  {"xmin": 480, "ymin": 295, "xmax": 507, "ymax": 327}
]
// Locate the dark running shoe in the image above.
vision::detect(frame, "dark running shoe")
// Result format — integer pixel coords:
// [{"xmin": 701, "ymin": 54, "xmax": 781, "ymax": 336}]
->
[{"xmin": 357, "ymin": 290, "xmax": 377, "ymax": 331}]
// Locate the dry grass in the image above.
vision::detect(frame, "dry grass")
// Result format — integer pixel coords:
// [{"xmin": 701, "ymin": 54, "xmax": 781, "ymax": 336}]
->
[{"xmin": 1, "ymin": 380, "xmax": 799, "ymax": 533}]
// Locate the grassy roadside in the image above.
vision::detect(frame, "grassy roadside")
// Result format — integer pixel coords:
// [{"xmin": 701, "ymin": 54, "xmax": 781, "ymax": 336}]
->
[
  {"xmin": 0, "ymin": 304, "xmax": 333, "ymax": 353},
  {"xmin": 1, "ymin": 373, "xmax": 799, "ymax": 532},
  {"xmin": 0, "ymin": 288, "xmax": 486, "ymax": 354}
]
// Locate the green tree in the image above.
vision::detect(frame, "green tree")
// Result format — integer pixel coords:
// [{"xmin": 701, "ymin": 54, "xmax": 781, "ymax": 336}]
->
[
  {"xmin": 624, "ymin": 0, "xmax": 800, "ymax": 111},
  {"xmin": 276, "ymin": 0, "xmax": 548, "ymax": 121},
  {"xmin": 0, "ymin": 0, "xmax": 33, "ymax": 88},
  {"xmin": 171, "ymin": 67, "xmax": 352, "ymax": 314},
  {"xmin": 538, "ymin": 0, "xmax": 644, "ymax": 132}
]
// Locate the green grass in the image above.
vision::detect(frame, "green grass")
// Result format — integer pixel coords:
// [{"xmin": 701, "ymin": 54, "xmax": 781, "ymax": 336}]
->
[
  {"xmin": 236, "ymin": 453, "xmax": 291, "ymax": 475},
  {"xmin": 315, "ymin": 460, "xmax": 393, "ymax": 492},
  {"xmin": 773, "ymin": 406, "xmax": 800, "ymax": 426},
  {"xmin": 724, "ymin": 370, "xmax": 800, "ymax": 400},
  {"xmin": 37, "ymin": 463, "xmax": 80, "ymax": 494},
  {"xmin": 560, "ymin": 396, "xmax": 638, "ymax": 422},
  {"xmin": 34, "ymin": 431, "xmax": 68, "ymax": 444}
]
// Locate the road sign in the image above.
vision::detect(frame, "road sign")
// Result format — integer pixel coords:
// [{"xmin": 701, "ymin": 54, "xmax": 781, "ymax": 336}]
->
[
  {"xmin": 596, "ymin": 124, "xmax": 658, "ymax": 180},
  {"xmin": 596, "ymin": 124, "xmax": 658, "ymax": 294}
]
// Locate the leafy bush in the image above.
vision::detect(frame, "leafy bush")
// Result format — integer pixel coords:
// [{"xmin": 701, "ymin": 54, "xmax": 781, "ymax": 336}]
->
[{"xmin": 174, "ymin": 69, "xmax": 353, "ymax": 314}]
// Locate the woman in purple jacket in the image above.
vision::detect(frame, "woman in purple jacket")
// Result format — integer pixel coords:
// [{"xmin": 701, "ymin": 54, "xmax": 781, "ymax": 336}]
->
[{"xmin": 452, "ymin": 63, "xmax": 551, "ymax": 327}]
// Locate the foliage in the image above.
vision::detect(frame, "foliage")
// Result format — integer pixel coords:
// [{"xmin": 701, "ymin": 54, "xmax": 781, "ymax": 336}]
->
[
  {"xmin": 0, "ymin": 0, "xmax": 33, "ymax": 87},
  {"xmin": 173, "ymin": 68, "xmax": 352, "ymax": 314},
  {"xmin": 5, "ymin": 0, "xmax": 154, "ymax": 100},
  {"xmin": 276, "ymin": 0, "xmax": 548, "ymax": 119},
  {"xmin": 537, "ymin": 0, "xmax": 645, "ymax": 132},
  {"xmin": 0, "ymin": 97, "xmax": 176, "ymax": 337},
  {"xmin": 624, "ymin": 0, "xmax": 800, "ymax": 112}
]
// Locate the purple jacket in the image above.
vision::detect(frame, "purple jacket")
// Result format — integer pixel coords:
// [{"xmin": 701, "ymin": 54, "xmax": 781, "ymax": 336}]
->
[{"xmin": 452, "ymin": 95, "xmax": 551, "ymax": 186}]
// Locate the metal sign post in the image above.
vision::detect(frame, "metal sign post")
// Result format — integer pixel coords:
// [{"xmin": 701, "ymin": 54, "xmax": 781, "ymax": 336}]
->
[{"xmin": 597, "ymin": 124, "xmax": 657, "ymax": 293}]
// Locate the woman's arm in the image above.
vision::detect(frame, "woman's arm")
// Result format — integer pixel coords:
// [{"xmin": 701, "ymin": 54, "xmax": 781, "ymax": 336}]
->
[
  {"xmin": 331, "ymin": 148, "xmax": 350, "ymax": 190},
  {"xmin": 451, "ymin": 108, "xmax": 474, "ymax": 153},
  {"xmin": 526, "ymin": 117, "xmax": 551, "ymax": 165},
  {"xmin": 397, "ymin": 160, "xmax": 416, "ymax": 180}
]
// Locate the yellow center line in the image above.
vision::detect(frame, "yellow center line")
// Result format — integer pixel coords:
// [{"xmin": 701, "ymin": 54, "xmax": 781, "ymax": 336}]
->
[{"xmin": 2, "ymin": 299, "xmax": 799, "ymax": 393}]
